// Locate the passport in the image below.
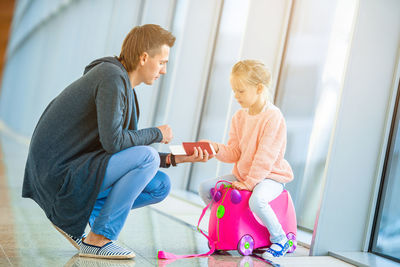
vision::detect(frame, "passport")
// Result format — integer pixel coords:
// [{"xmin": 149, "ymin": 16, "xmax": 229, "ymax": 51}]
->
[{"xmin": 169, "ymin": 142, "xmax": 216, "ymax": 155}]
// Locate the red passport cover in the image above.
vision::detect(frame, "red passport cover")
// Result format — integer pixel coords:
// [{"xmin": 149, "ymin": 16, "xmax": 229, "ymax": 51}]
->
[{"xmin": 182, "ymin": 142, "xmax": 215, "ymax": 155}]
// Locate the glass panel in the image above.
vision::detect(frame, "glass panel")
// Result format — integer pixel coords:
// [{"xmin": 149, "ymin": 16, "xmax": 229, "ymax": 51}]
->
[
  {"xmin": 135, "ymin": 0, "xmax": 176, "ymax": 129},
  {"xmin": 0, "ymin": 0, "xmax": 142, "ymax": 137},
  {"xmin": 275, "ymin": 0, "xmax": 357, "ymax": 230},
  {"xmin": 372, "ymin": 86, "xmax": 400, "ymax": 262},
  {"xmin": 151, "ymin": 0, "xmax": 223, "ymax": 189},
  {"xmin": 187, "ymin": 0, "xmax": 249, "ymax": 193}
]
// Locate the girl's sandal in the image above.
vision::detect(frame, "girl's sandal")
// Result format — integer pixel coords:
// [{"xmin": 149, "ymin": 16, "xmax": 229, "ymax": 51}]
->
[{"xmin": 262, "ymin": 241, "xmax": 290, "ymax": 258}]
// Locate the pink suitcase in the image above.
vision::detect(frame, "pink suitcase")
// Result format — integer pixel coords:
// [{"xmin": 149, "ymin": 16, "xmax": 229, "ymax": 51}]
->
[
  {"xmin": 208, "ymin": 183, "xmax": 297, "ymax": 255},
  {"xmin": 158, "ymin": 180, "xmax": 297, "ymax": 260}
]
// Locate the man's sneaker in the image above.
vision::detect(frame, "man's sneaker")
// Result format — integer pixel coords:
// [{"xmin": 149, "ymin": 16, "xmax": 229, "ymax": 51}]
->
[
  {"xmin": 52, "ymin": 223, "xmax": 87, "ymax": 249},
  {"xmin": 79, "ymin": 240, "xmax": 135, "ymax": 259}
]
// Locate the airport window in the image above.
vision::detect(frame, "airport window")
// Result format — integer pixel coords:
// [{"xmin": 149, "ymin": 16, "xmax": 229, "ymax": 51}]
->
[
  {"xmin": 274, "ymin": 0, "xmax": 357, "ymax": 231},
  {"xmin": 371, "ymin": 83, "xmax": 400, "ymax": 263}
]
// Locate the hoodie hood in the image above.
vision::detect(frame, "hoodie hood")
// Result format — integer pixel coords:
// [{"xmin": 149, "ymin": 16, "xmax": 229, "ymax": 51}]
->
[{"xmin": 84, "ymin": 56, "xmax": 127, "ymax": 75}]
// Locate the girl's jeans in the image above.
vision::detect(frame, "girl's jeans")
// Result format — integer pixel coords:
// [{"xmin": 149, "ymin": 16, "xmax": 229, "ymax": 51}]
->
[
  {"xmin": 199, "ymin": 174, "xmax": 287, "ymax": 244},
  {"xmin": 89, "ymin": 146, "xmax": 170, "ymax": 240}
]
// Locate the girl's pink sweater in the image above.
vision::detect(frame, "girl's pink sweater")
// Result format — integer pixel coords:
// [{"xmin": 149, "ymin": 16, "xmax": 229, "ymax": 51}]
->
[{"xmin": 216, "ymin": 104, "xmax": 294, "ymax": 191}]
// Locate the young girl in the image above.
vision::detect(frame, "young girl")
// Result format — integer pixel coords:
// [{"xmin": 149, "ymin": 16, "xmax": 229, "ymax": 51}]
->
[{"xmin": 199, "ymin": 60, "xmax": 294, "ymax": 258}]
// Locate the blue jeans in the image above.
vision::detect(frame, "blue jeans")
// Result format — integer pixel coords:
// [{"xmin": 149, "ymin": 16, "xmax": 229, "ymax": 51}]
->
[
  {"xmin": 199, "ymin": 174, "xmax": 287, "ymax": 243},
  {"xmin": 89, "ymin": 146, "xmax": 171, "ymax": 240}
]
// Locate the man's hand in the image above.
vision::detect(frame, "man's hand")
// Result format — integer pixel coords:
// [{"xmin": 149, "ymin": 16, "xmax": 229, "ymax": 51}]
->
[
  {"xmin": 232, "ymin": 181, "xmax": 250, "ymax": 191},
  {"xmin": 157, "ymin": 125, "xmax": 173, "ymax": 144},
  {"xmin": 175, "ymin": 147, "xmax": 214, "ymax": 163}
]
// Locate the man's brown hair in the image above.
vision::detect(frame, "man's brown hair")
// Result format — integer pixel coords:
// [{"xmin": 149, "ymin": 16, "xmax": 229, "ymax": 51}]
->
[{"xmin": 118, "ymin": 24, "xmax": 176, "ymax": 72}]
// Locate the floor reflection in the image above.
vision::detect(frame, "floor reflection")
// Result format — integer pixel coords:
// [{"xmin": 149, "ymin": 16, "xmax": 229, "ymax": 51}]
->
[
  {"xmin": 156, "ymin": 255, "xmax": 274, "ymax": 267},
  {"xmin": 65, "ymin": 255, "xmax": 135, "ymax": 267},
  {"xmin": 64, "ymin": 254, "xmax": 272, "ymax": 267}
]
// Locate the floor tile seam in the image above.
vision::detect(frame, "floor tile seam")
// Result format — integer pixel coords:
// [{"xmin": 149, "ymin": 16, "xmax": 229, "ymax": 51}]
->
[
  {"xmin": 149, "ymin": 206, "xmax": 206, "ymax": 234},
  {"xmin": 0, "ymin": 142, "xmax": 16, "ymax": 266},
  {"xmin": 115, "ymin": 240, "xmax": 156, "ymax": 266},
  {"xmin": 0, "ymin": 243, "xmax": 12, "ymax": 266},
  {"xmin": 118, "ymin": 207, "xmax": 207, "ymax": 265},
  {"xmin": 132, "ymin": 251, "xmax": 154, "ymax": 266},
  {"xmin": 121, "ymin": 207, "xmax": 214, "ymax": 265}
]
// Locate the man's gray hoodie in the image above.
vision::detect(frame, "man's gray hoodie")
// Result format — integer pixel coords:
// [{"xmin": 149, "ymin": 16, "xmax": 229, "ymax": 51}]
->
[{"xmin": 22, "ymin": 57, "xmax": 167, "ymax": 237}]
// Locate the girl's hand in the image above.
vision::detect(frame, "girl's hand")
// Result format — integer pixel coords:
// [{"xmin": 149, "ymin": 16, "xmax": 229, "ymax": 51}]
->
[
  {"xmin": 175, "ymin": 147, "xmax": 214, "ymax": 163},
  {"xmin": 232, "ymin": 181, "xmax": 250, "ymax": 191},
  {"xmin": 199, "ymin": 139, "xmax": 219, "ymax": 153}
]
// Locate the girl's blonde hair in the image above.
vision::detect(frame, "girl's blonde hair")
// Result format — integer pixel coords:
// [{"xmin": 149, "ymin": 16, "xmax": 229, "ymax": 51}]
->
[{"xmin": 231, "ymin": 60, "xmax": 273, "ymax": 103}]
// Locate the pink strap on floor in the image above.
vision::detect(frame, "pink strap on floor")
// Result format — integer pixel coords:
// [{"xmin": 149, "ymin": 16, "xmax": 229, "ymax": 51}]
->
[{"xmin": 157, "ymin": 180, "xmax": 232, "ymax": 260}]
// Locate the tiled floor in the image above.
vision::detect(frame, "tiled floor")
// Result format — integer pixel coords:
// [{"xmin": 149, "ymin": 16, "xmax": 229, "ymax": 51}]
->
[{"xmin": 0, "ymin": 131, "xmax": 355, "ymax": 266}]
